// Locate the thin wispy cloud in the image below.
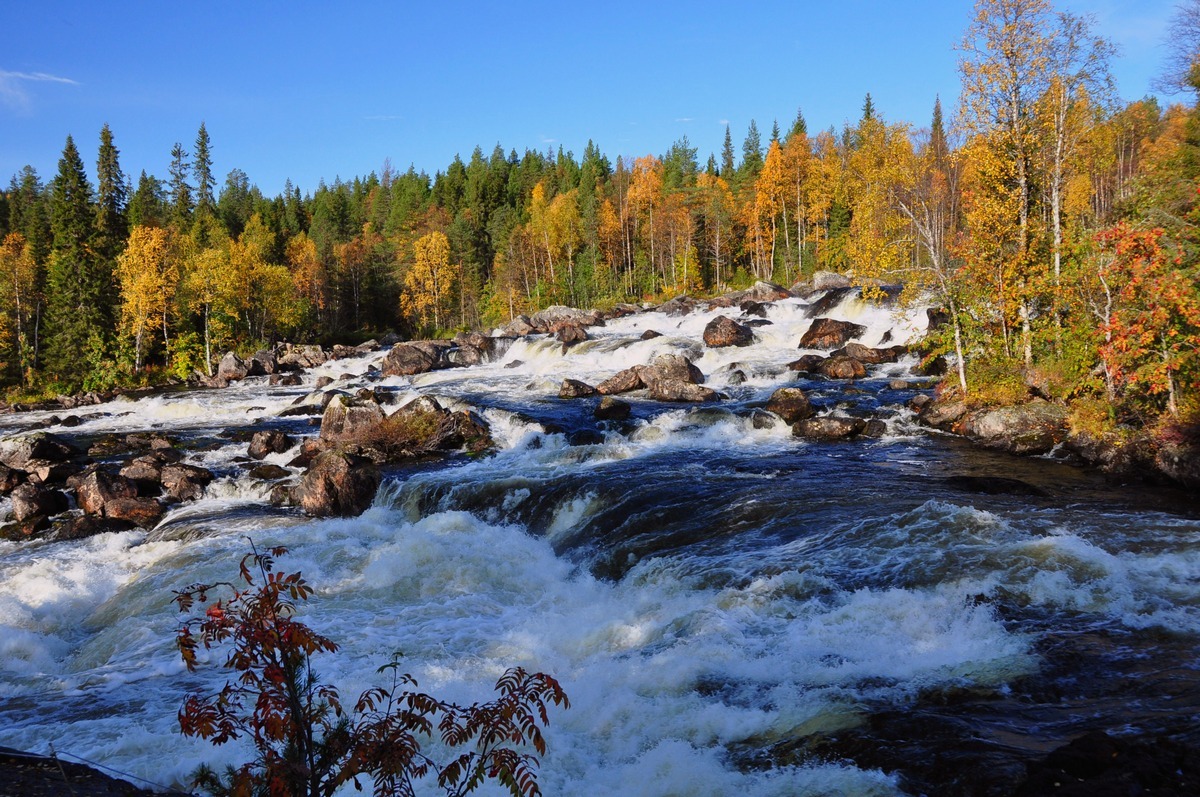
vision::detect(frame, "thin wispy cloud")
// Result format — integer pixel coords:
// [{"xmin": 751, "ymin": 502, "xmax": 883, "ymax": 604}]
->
[
  {"xmin": 718, "ymin": 118, "xmax": 730, "ymax": 126},
  {"xmin": 675, "ymin": 117, "xmax": 694, "ymax": 123},
  {"xmin": 0, "ymin": 69, "xmax": 80, "ymax": 112}
]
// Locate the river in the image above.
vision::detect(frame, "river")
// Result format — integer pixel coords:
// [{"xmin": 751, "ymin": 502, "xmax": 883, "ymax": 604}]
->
[{"xmin": 1, "ymin": 290, "xmax": 1197, "ymax": 796}]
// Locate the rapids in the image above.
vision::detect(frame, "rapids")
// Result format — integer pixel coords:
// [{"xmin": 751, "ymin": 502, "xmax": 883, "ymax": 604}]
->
[{"xmin": 1, "ymin": 291, "xmax": 1197, "ymax": 796}]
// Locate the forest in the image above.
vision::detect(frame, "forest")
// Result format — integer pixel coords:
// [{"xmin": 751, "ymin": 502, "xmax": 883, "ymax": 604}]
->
[{"xmin": 1, "ymin": 0, "xmax": 1198, "ymax": 435}]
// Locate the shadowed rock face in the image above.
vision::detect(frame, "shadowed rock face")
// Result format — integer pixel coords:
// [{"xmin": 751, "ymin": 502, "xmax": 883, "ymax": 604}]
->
[
  {"xmin": 292, "ymin": 451, "xmax": 381, "ymax": 517},
  {"xmin": 703, "ymin": 315, "xmax": 755, "ymax": 347},
  {"xmin": 960, "ymin": 400, "xmax": 1068, "ymax": 455}
]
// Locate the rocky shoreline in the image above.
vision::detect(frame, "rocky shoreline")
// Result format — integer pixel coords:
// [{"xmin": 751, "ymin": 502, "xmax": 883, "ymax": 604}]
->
[{"xmin": 4, "ymin": 277, "xmax": 1197, "ymax": 544}]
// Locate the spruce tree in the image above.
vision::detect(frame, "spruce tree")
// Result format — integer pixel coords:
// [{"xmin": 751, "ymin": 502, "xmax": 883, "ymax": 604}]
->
[
  {"xmin": 720, "ymin": 125, "xmax": 736, "ymax": 177},
  {"xmin": 45, "ymin": 135, "xmax": 106, "ymax": 382},
  {"xmin": 94, "ymin": 124, "xmax": 127, "ymax": 265},
  {"xmin": 862, "ymin": 93, "xmax": 876, "ymax": 121},
  {"xmin": 740, "ymin": 119, "xmax": 764, "ymax": 183},
  {"xmin": 128, "ymin": 170, "xmax": 166, "ymax": 228},
  {"xmin": 169, "ymin": 143, "xmax": 193, "ymax": 228},
  {"xmin": 194, "ymin": 122, "xmax": 215, "ymax": 215},
  {"xmin": 790, "ymin": 107, "xmax": 808, "ymax": 139},
  {"xmin": 930, "ymin": 95, "xmax": 949, "ymax": 166},
  {"xmin": 771, "ymin": 119, "xmax": 781, "ymax": 144}
]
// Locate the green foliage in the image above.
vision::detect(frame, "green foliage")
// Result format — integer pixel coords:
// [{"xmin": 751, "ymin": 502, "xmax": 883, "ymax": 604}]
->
[{"xmin": 174, "ymin": 544, "xmax": 568, "ymax": 797}]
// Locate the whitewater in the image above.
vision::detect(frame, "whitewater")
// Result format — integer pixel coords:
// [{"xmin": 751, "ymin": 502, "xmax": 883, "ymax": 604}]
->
[{"xmin": 1, "ymin": 290, "xmax": 1198, "ymax": 795}]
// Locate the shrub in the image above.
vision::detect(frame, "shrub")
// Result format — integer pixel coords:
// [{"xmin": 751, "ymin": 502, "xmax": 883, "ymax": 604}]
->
[{"xmin": 174, "ymin": 543, "xmax": 568, "ymax": 797}]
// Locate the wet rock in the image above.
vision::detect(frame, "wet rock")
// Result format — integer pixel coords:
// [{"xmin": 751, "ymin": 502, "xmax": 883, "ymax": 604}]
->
[
  {"xmin": 647, "ymin": 381, "xmax": 721, "ymax": 402},
  {"xmin": 269, "ymin": 373, "xmax": 303, "ymax": 386},
  {"xmin": 787, "ymin": 354, "xmax": 826, "ymax": 373},
  {"xmin": 119, "ymin": 455, "xmax": 164, "ymax": 495},
  {"xmin": 0, "ymin": 432, "xmax": 80, "ymax": 471},
  {"xmin": 103, "ymin": 497, "xmax": 164, "ymax": 528},
  {"xmin": 703, "ymin": 315, "xmax": 755, "ymax": 348},
  {"xmin": 160, "ymin": 463, "xmax": 214, "ymax": 502},
  {"xmin": 655, "ymin": 296, "xmax": 698, "ymax": 317},
  {"xmin": 0, "ymin": 463, "xmax": 25, "ymax": 495},
  {"xmin": 1155, "ymin": 438, "xmax": 1200, "ymax": 490},
  {"xmin": 216, "ymin": 351, "xmax": 249, "ymax": 382},
  {"xmin": 640, "ymin": 329, "xmax": 662, "ymax": 340},
  {"xmin": 594, "ymin": 397, "xmax": 631, "ymax": 421},
  {"xmin": 277, "ymin": 344, "xmax": 329, "ymax": 369},
  {"xmin": 1015, "ymin": 730, "xmax": 1200, "ymax": 797},
  {"xmin": 862, "ymin": 419, "xmax": 888, "ymax": 438},
  {"xmin": 248, "ymin": 430, "xmax": 297, "ymax": 459},
  {"xmin": 293, "ymin": 451, "xmax": 381, "ymax": 517},
  {"xmin": 793, "ymin": 416, "xmax": 867, "ymax": 441},
  {"xmin": 960, "ymin": 400, "xmax": 1069, "ymax": 455},
  {"xmin": 53, "ymin": 514, "xmax": 133, "ymax": 541},
  {"xmin": 554, "ymin": 322, "xmax": 589, "ymax": 345},
  {"xmin": 249, "ymin": 463, "xmax": 291, "ymax": 480},
  {"xmin": 10, "ymin": 483, "xmax": 68, "ymax": 521},
  {"xmin": 766, "ymin": 388, "xmax": 815, "ymax": 424},
  {"xmin": 597, "ymin": 367, "xmax": 645, "ymax": 395},
  {"xmin": 250, "ymin": 349, "xmax": 278, "ymax": 374},
  {"xmin": 22, "ymin": 459, "xmax": 83, "ymax": 485},
  {"xmin": 798, "ymin": 317, "xmax": 867, "ymax": 350},
  {"xmin": 739, "ymin": 300, "xmax": 772, "ymax": 318},
  {"xmin": 530, "ymin": 306, "xmax": 603, "ymax": 331},
  {"xmin": 315, "ymin": 375, "xmax": 334, "ymax": 389},
  {"xmin": 728, "ymin": 370, "xmax": 746, "ymax": 385},
  {"xmin": 639, "ymin": 354, "xmax": 705, "ymax": 387},
  {"xmin": 568, "ymin": 430, "xmax": 605, "ymax": 446},
  {"xmin": 1, "ymin": 514, "xmax": 51, "ymax": 541},
  {"xmin": 380, "ymin": 341, "xmax": 453, "ymax": 376},
  {"xmin": 73, "ymin": 469, "xmax": 138, "ymax": 516},
  {"xmin": 909, "ymin": 393, "xmax": 934, "ymax": 412},
  {"xmin": 320, "ymin": 395, "xmax": 386, "ymax": 442},
  {"xmin": 560, "ymin": 379, "xmax": 598, "ymax": 399},
  {"xmin": 916, "ymin": 354, "xmax": 948, "ymax": 376},
  {"xmin": 502, "ymin": 315, "xmax": 536, "ymax": 336},
  {"xmin": 749, "ymin": 409, "xmax": 778, "ymax": 429},
  {"xmin": 832, "ymin": 342, "xmax": 901, "ymax": 364},
  {"xmin": 816, "ymin": 356, "xmax": 867, "ymax": 380},
  {"xmin": 888, "ymin": 379, "xmax": 913, "ymax": 390},
  {"xmin": 740, "ymin": 281, "xmax": 792, "ymax": 302},
  {"xmin": 919, "ymin": 399, "xmax": 968, "ymax": 431}
]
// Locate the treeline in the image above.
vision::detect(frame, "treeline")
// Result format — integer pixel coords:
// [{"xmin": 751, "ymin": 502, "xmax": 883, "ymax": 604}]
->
[{"xmin": 0, "ymin": 0, "xmax": 1198, "ymax": 426}]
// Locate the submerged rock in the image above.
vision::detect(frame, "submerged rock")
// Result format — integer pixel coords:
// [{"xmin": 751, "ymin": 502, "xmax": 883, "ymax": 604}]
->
[{"xmin": 594, "ymin": 396, "xmax": 631, "ymax": 421}]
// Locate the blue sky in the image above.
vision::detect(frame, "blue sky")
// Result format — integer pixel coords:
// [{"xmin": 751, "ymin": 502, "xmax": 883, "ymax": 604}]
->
[{"xmin": 0, "ymin": 1, "xmax": 1182, "ymax": 198}]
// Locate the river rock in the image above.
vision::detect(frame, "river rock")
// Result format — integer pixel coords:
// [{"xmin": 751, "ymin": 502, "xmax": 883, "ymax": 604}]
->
[
  {"xmin": 73, "ymin": 469, "xmax": 138, "ymax": 516},
  {"xmin": 1154, "ymin": 439, "xmax": 1200, "ymax": 490},
  {"xmin": 655, "ymin": 296, "xmax": 698, "ymax": 316},
  {"xmin": 639, "ymin": 354, "xmax": 704, "ymax": 387},
  {"xmin": 250, "ymin": 349, "xmax": 278, "ymax": 374},
  {"xmin": 119, "ymin": 455, "xmax": 164, "ymax": 495},
  {"xmin": 0, "ymin": 432, "xmax": 80, "ymax": 472},
  {"xmin": 798, "ymin": 318, "xmax": 867, "ymax": 350},
  {"xmin": 10, "ymin": 483, "xmax": 68, "ymax": 522},
  {"xmin": 816, "ymin": 356, "xmax": 867, "ymax": 380},
  {"xmin": 703, "ymin": 315, "xmax": 755, "ymax": 348},
  {"xmin": 919, "ymin": 399, "xmax": 968, "ymax": 431},
  {"xmin": 554, "ymin": 322, "xmax": 589, "ymax": 345},
  {"xmin": 269, "ymin": 373, "xmax": 303, "ymax": 386},
  {"xmin": 292, "ymin": 451, "xmax": 381, "ymax": 517},
  {"xmin": 278, "ymin": 344, "xmax": 329, "ymax": 369},
  {"xmin": 216, "ymin": 351, "xmax": 249, "ymax": 383},
  {"xmin": 248, "ymin": 430, "xmax": 296, "ymax": 459},
  {"xmin": 793, "ymin": 416, "xmax": 867, "ymax": 440},
  {"xmin": 249, "ymin": 463, "xmax": 291, "ymax": 480},
  {"xmin": 502, "ymin": 315, "xmax": 536, "ymax": 336},
  {"xmin": 160, "ymin": 463, "xmax": 214, "ymax": 502},
  {"xmin": 787, "ymin": 354, "xmax": 826, "ymax": 373},
  {"xmin": 103, "ymin": 497, "xmax": 164, "ymax": 528},
  {"xmin": 320, "ymin": 395, "xmax": 386, "ymax": 442},
  {"xmin": 832, "ymin": 342, "xmax": 901, "ymax": 364},
  {"xmin": 648, "ymin": 381, "xmax": 721, "ymax": 402},
  {"xmin": 640, "ymin": 329, "xmax": 662, "ymax": 340},
  {"xmin": 960, "ymin": 400, "xmax": 1068, "ymax": 455},
  {"xmin": 597, "ymin": 367, "xmax": 645, "ymax": 395},
  {"xmin": 380, "ymin": 341, "xmax": 454, "ymax": 376},
  {"xmin": 560, "ymin": 379, "xmax": 598, "ymax": 398},
  {"xmin": 1, "ymin": 514, "xmax": 52, "ymax": 541},
  {"xmin": 0, "ymin": 464, "xmax": 24, "ymax": 495},
  {"xmin": 766, "ymin": 388, "xmax": 815, "ymax": 424},
  {"xmin": 594, "ymin": 397, "xmax": 631, "ymax": 421},
  {"xmin": 531, "ymin": 306, "xmax": 603, "ymax": 331}
]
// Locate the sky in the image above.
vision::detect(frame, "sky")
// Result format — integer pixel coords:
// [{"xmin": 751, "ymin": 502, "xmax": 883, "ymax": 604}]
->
[{"xmin": 0, "ymin": 0, "xmax": 1184, "ymax": 199}]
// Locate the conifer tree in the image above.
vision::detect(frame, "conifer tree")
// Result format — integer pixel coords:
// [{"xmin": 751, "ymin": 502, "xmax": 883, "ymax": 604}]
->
[
  {"xmin": 740, "ymin": 120, "xmax": 764, "ymax": 183},
  {"xmin": 790, "ymin": 108, "xmax": 808, "ymax": 139},
  {"xmin": 45, "ymin": 135, "xmax": 108, "ymax": 382},
  {"xmin": 194, "ymin": 122, "xmax": 216, "ymax": 215},
  {"xmin": 721, "ymin": 125, "xmax": 736, "ymax": 178},
  {"xmin": 128, "ymin": 170, "xmax": 166, "ymax": 228},
  {"xmin": 169, "ymin": 143, "xmax": 193, "ymax": 227}
]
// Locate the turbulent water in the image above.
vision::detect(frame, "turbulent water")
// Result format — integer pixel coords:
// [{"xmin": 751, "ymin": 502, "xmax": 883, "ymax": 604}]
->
[{"xmin": 1, "ymin": 292, "xmax": 1198, "ymax": 796}]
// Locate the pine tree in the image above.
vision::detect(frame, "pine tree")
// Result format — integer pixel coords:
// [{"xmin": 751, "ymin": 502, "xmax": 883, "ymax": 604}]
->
[
  {"xmin": 194, "ymin": 122, "xmax": 215, "ymax": 215},
  {"xmin": 45, "ymin": 135, "xmax": 107, "ymax": 382},
  {"xmin": 721, "ymin": 125, "xmax": 736, "ymax": 177}
]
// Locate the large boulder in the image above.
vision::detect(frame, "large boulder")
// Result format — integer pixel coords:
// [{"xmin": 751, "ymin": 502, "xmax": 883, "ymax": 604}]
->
[
  {"xmin": 160, "ymin": 463, "xmax": 214, "ymax": 502},
  {"xmin": 0, "ymin": 463, "xmax": 25, "ymax": 495},
  {"xmin": 739, "ymin": 281, "xmax": 792, "ymax": 302},
  {"xmin": 292, "ymin": 451, "xmax": 381, "ymax": 517},
  {"xmin": 766, "ymin": 388, "xmax": 815, "ymax": 424},
  {"xmin": 791, "ymin": 271, "xmax": 852, "ymax": 297},
  {"xmin": 10, "ymin": 483, "xmax": 68, "ymax": 522},
  {"xmin": 102, "ymin": 497, "xmax": 164, "ymax": 529},
  {"xmin": 654, "ymin": 296, "xmax": 698, "ymax": 317},
  {"xmin": 832, "ymin": 342, "xmax": 902, "ymax": 364},
  {"xmin": 72, "ymin": 468, "xmax": 138, "ymax": 516},
  {"xmin": 216, "ymin": 351, "xmax": 249, "ymax": 382},
  {"xmin": 597, "ymin": 367, "xmax": 645, "ymax": 395},
  {"xmin": 816, "ymin": 356, "xmax": 867, "ymax": 380},
  {"xmin": 248, "ymin": 430, "xmax": 296, "ymax": 459},
  {"xmin": 380, "ymin": 341, "xmax": 453, "ymax": 376},
  {"xmin": 530, "ymin": 306, "xmax": 603, "ymax": 332},
  {"xmin": 320, "ymin": 395, "xmax": 386, "ymax": 442},
  {"xmin": 787, "ymin": 354, "xmax": 826, "ymax": 373},
  {"xmin": 799, "ymin": 318, "xmax": 867, "ymax": 350},
  {"xmin": 553, "ymin": 322, "xmax": 589, "ymax": 345},
  {"xmin": 1154, "ymin": 439, "xmax": 1200, "ymax": 490},
  {"xmin": 960, "ymin": 400, "xmax": 1069, "ymax": 455},
  {"xmin": 560, "ymin": 379, "xmax": 598, "ymax": 399},
  {"xmin": 0, "ymin": 432, "xmax": 80, "ymax": 472},
  {"xmin": 703, "ymin": 315, "xmax": 755, "ymax": 348},
  {"xmin": 647, "ymin": 382, "xmax": 721, "ymax": 402},
  {"xmin": 793, "ymin": 416, "xmax": 868, "ymax": 441},
  {"xmin": 637, "ymin": 354, "xmax": 717, "ymax": 402},
  {"xmin": 595, "ymin": 397, "xmax": 631, "ymax": 421},
  {"xmin": 501, "ymin": 315, "xmax": 536, "ymax": 336},
  {"xmin": 919, "ymin": 400, "xmax": 969, "ymax": 432}
]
